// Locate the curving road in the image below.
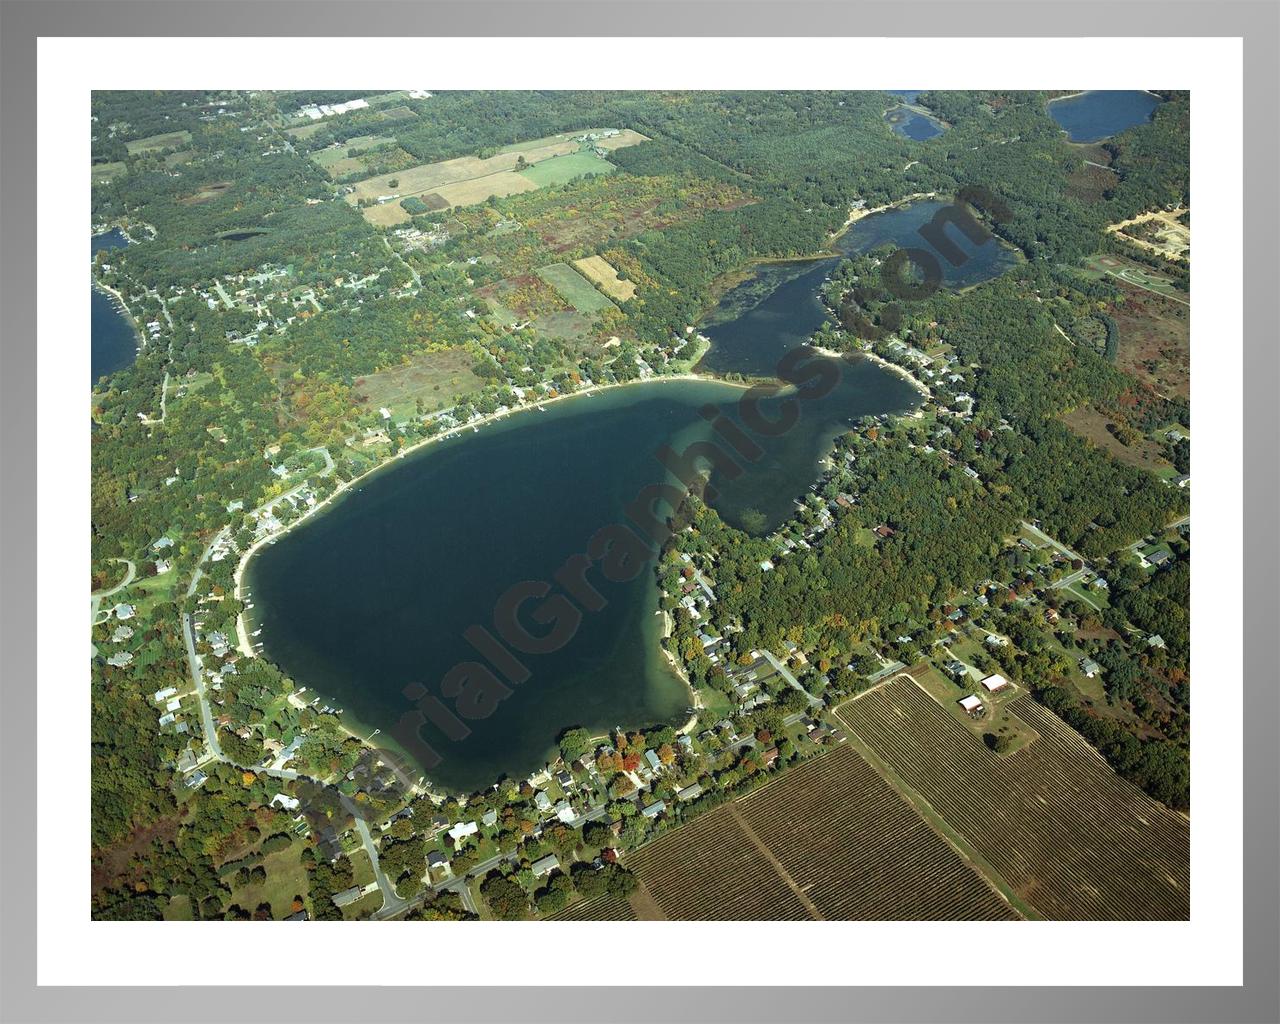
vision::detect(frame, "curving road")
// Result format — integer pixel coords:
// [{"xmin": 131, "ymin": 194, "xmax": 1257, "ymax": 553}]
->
[
  {"xmin": 91, "ymin": 557, "xmax": 136, "ymax": 625},
  {"xmin": 356, "ymin": 817, "xmax": 408, "ymax": 918}
]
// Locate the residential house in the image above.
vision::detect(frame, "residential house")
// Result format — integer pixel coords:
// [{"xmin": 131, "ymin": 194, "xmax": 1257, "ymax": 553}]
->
[
  {"xmin": 447, "ymin": 821, "xmax": 478, "ymax": 844},
  {"xmin": 531, "ymin": 854, "xmax": 560, "ymax": 878},
  {"xmin": 332, "ymin": 886, "xmax": 364, "ymax": 908}
]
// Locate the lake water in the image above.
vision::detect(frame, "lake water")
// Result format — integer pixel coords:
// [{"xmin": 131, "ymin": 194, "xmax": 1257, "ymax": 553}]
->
[
  {"xmin": 1047, "ymin": 90, "xmax": 1161, "ymax": 143},
  {"xmin": 247, "ymin": 380, "xmax": 738, "ymax": 792},
  {"xmin": 91, "ymin": 229, "xmax": 137, "ymax": 384},
  {"xmin": 882, "ymin": 92, "xmax": 944, "ymax": 140},
  {"xmin": 885, "ymin": 106, "xmax": 944, "ymax": 141},
  {"xmin": 247, "ymin": 200, "xmax": 1015, "ymax": 790},
  {"xmin": 837, "ymin": 199, "xmax": 1021, "ymax": 287}
]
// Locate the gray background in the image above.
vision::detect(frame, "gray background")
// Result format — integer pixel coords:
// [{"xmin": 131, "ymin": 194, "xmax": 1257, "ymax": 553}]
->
[{"xmin": 1, "ymin": 2, "xmax": 1276, "ymax": 1021}]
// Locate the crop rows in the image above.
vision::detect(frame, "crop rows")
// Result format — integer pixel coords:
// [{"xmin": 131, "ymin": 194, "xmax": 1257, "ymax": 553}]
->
[
  {"xmin": 736, "ymin": 746, "xmax": 1019, "ymax": 920},
  {"xmin": 836, "ymin": 678, "xmax": 1189, "ymax": 920},
  {"xmin": 626, "ymin": 805, "xmax": 813, "ymax": 920},
  {"xmin": 549, "ymin": 892, "xmax": 637, "ymax": 922}
]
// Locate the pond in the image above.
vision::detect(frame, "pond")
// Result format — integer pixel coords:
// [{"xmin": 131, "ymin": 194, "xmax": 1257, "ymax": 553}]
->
[{"xmin": 1047, "ymin": 90, "xmax": 1161, "ymax": 143}]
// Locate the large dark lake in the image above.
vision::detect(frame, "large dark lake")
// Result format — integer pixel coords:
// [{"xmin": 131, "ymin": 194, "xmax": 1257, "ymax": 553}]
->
[
  {"xmin": 247, "ymin": 199, "xmax": 1016, "ymax": 791},
  {"xmin": 91, "ymin": 229, "xmax": 137, "ymax": 384},
  {"xmin": 1047, "ymin": 90, "xmax": 1161, "ymax": 143}
]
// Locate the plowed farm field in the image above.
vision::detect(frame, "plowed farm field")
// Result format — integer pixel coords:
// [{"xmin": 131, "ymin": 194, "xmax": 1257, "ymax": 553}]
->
[
  {"xmin": 624, "ymin": 745, "xmax": 1019, "ymax": 920},
  {"xmin": 835, "ymin": 677, "xmax": 1189, "ymax": 920}
]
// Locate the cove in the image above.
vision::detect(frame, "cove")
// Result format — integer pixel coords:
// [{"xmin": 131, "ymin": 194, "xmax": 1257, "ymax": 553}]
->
[
  {"xmin": 697, "ymin": 199, "xmax": 1019, "ymax": 531},
  {"xmin": 1047, "ymin": 90, "xmax": 1161, "ymax": 143},
  {"xmin": 91, "ymin": 229, "xmax": 138, "ymax": 384}
]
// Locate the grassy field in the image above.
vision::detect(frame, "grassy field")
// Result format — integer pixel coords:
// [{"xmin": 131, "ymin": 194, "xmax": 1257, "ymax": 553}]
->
[
  {"xmin": 162, "ymin": 894, "xmax": 194, "ymax": 920},
  {"xmin": 535, "ymin": 263, "xmax": 615, "ymax": 314},
  {"xmin": 573, "ymin": 255, "xmax": 636, "ymax": 301},
  {"xmin": 177, "ymin": 181, "xmax": 233, "ymax": 206},
  {"xmin": 593, "ymin": 128, "xmax": 651, "ymax": 151},
  {"xmin": 284, "ymin": 122, "xmax": 325, "ymax": 141},
  {"xmin": 835, "ymin": 677, "xmax": 1189, "ymax": 920},
  {"xmin": 310, "ymin": 135, "xmax": 401, "ymax": 178},
  {"xmin": 225, "ymin": 841, "xmax": 309, "ymax": 920},
  {"xmin": 124, "ymin": 566, "xmax": 183, "ymax": 622},
  {"xmin": 517, "ymin": 151, "xmax": 616, "ymax": 188},
  {"xmin": 91, "ymin": 161, "xmax": 127, "ymax": 183},
  {"xmin": 348, "ymin": 849, "xmax": 376, "ymax": 888},
  {"xmin": 361, "ymin": 202, "xmax": 414, "ymax": 228},
  {"xmin": 496, "ymin": 130, "xmax": 603, "ymax": 155},
  {"xmin": 1081, "ymin": 254, "xmax": 1187, "ymax": 304},
  {"xmin": 625, "ymin": 746, "xmax": 1019, "ymax": 920},
  {"xmin": 352, "ymin": 347, "xmax": 486, "ymax": 419},
  {"xmin": 1061, "ymin": 406, "xmax": 1176, "ymax": 476},
  {"xmin": 345, "ymin": 139, "xmax": 579, "ymax": 216},
  {"xmin": 125, "ymin": 130, "xmax": 192, "ymax": 156},
  {"xmin": 431, "ymin": 171, "xmax": 537, "ymax": 209}
]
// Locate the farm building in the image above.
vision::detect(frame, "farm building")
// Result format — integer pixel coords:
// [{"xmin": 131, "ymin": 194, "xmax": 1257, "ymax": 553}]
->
[
  {"xmin": 958, "ymin": 694, "xmax": 985, "ymax": 716},
  {"xmin": 980, "ymin": 674, "xmax": 1010, "ymax": 694}
]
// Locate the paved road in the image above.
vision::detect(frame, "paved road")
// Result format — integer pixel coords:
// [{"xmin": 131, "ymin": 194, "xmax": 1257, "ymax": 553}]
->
[
  {"xmin": 866, "ymin": 659, "xmax": 907, "ymax": 685},
  {"xmin": 760, "ymin": 650, "xmax": 822, "ymax": 707},
  {"xmin": 1021, "ymin": 519, "xmax": 1085, "ymax": 563},
  {"xmin": 91, "ymin": 557, "xmax": 136, "ymax": 624},
  {"xmin": 181, "ymin": 612, "xmax": 223, "ymax": 760},
  {"xmin": 185, "ymin": 525, "xmax": 230, "ymax": 599},
  {"xmin": 356, "ymin": 817, "xmax": 408, "ymax": 919}
]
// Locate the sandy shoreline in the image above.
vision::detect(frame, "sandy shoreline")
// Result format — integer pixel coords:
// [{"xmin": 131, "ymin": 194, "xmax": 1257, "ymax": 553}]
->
[
  {"xmin": 839, "ymin": 192, "xmax": 939, "ymax": 231},
  {"xmin": 859, "ymin": 349, "xmax": 933, "ymax": 398},
  {"xmin": 806, "ymin": 341, "xmax": 932, "ymax": 401},
  {"xmin": 657, "ymin": 608, "xmax": 701, "ymax": 737},
  {"xmin": 91, "ymin": 278, "xmax": 146, "ymax": 360}
]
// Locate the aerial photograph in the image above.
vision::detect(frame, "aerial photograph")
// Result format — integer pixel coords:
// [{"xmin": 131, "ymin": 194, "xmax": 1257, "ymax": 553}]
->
[{"xmin": 90, "ymin": 89, "xmax": 1191, "ymax": 923}]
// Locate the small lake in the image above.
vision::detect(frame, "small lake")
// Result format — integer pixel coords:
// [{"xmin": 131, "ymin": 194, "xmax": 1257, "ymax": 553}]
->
[
  {"xmin": 885, "ymin": 106, "xmax": 944, "ymax": 141},
  {"xmin": 837, "ymin": 199, "xmax": 1021, "ymax": 286},
  {"xmin": 1047, "ymin": 90, "xmax": 1161, "ymax": 143},
  {"xmin": 91, "ymin": 229, "xmax": 138, "ymax": 384},
  {"xmin": 883, "ymin": 92, "xmax": 944, "ymax": 140},
  {"xmin": 248, "ymin": 199, "xmax": 1015, "ymax": 790}
]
